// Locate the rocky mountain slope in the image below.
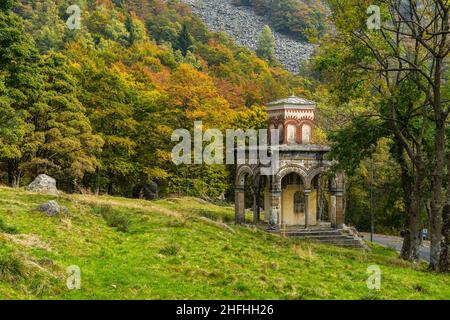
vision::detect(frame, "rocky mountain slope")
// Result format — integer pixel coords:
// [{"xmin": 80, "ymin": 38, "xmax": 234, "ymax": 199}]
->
[{"xmin": 180, "ymin": 0, "xmax": 315, "ymax": 73}]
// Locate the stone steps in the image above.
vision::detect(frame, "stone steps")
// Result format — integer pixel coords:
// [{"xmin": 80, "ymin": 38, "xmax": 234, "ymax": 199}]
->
[
  {"xmin": 279, "ymin": 228, "xmax": 369, "ymax": 250},
  {"xmin": 282, "ymin": 230, "xmax": 342, "ymax": 236}
]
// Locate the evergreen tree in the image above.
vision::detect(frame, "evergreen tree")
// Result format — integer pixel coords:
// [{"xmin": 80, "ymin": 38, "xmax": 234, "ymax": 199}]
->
[
  {"xmin": 125, "ymin": 14, "xmax": 136, "ymax": 46},
  {"xmin": 256, "ymin": 25, "xmax": 276, "ymax": 62},
  {"xmin": 177, "ymin": 22, "xmax": 193, "ymax": 57}
]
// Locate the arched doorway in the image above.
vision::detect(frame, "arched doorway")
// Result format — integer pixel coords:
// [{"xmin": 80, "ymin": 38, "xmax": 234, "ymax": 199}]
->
[
  {"xmin": 235, "ymin": 166, "xmax": 264, "ymax": 225},
  {"xmin": 279, "ymin": 172, "xmax": 316, "ymax": 227},
  {"xmin": 306, "ymin": 170, "xmax": 346, "ymax": 229}
]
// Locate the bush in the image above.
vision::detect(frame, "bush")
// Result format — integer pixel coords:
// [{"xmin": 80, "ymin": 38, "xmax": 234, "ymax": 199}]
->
[
  {"xmin": 159, "ymin": 244, "xmax": 180, "ymax": 256},
  {"xmin": 0, "ymin": 217, "xmax": 18, "ymax": 234},
  {"xmin": 0, "ymin": 254, "xmax": 27, "ymax": 282},
  {"xmin": 0, "ymin": 252, "xmax": 62, "ymax": 295},
  {"xmin": 97, "ymin": 205, "xmax": 130, "ymax": 233}
]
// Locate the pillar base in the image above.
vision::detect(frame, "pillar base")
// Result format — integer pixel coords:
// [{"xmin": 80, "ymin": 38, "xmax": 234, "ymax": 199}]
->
[
  {"xmin": 269, "ymin": 190, "xmax": 281, "ymax": 228},
  {"xmin": 266, "ymin": 225, "xmax": 280, "ymax": 232},
  {"xmin": 235, "ymin": 188, "xmax": 245, "ymax": 224}
]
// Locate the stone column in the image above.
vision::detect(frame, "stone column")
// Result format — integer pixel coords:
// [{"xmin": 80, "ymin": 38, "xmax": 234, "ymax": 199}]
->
[
  {"xmin": 256, "ymin": 186, "xmax": 261, "ymax": 224},
  {"xmin": 264, "ymin": 184, "xmax": 270, "ymax": 222},
  {"xmin": 235, "ymin": 187, "xmax": 245, "ymax": 224},
  {"xmin": 335, "ymin": 191, "xmax": 345, "ymax": 229},
  {"xmin": 304, "ymin": 189, "xmax": 311, "ymax": 229},
  {"xmin": 329, "ymin": 193, "xmax": 337, "ymax": 228},
  {"xmin": 317, "ymin": 178, "xmax": 323, "ymax": 222},
  {"xmin": 252, "ymin": 186, "xmax": 259, "ymax": 225},
  {"xmin": 269, "ymin": 189, "xmax": 281, "ymax": 230}
]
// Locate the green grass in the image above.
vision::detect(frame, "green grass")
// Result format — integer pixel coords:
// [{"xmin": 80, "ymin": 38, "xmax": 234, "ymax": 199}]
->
[
  {"xmin": 0, "ymin": 186, "xmax": 449, "ymax": 300},
  {"xmin": 0, "ymin": 216, "xmax": 18, "ymax": 234}
]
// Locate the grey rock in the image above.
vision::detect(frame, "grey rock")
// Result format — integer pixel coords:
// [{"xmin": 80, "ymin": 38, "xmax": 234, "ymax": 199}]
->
[
  {"xmin": 27, "ymin": 174, "xmax": 58, "ymax": 195},
  {"xmin": 36, "ymin": 200, "xmax": 68, "ymax": 217},
  {"xmin": 143, "ymin": 181, "xmax": 159, "ymax": 200},
  {"xmin": 180, "ymin": 0, "xmax": 316, "ymax": 73},
  {"xmin": 132, "ymin": 181, "xmax": 159, "ymax": 200},
  {"xmin": 38, "ymin": 257, "xmax": 55, "ymax": 267}
]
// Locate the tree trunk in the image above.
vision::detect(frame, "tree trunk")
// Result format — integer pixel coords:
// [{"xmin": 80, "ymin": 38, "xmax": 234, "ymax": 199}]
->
[
  {"xmin": 400, "ymin": 170, "xmax": 423, "ymax": 263},
  {"xmin": 7, "ymin": 159, "xmax": 21, "ymax": 188},
  {"xmin": 396, "ymin": 139, "xmax": 421, "ymax": 262},
  {"xmin": 406, "ymin": 180, "xmax": 423, "ymax": 263},
  {"xmin": 429, "ymin": 115, "xmax": 445, "ymax": 270},
  {"xmin": 95, "ymin": 167, "xmax": 100, "ymax": 196},
  {"xmin": 439, "ymin": 197, "xmax": 450, "ymax": 272},
  {"xmin": 108, "ymin": 182, "xmax": 113, "ymax": 195},
  {"xmin": 428, "ymin": 31, "xmax": 447, "ymax": 267},
  {"xmin": 438, "ymin": 153, "xmax": 450, "ymax": 272}
]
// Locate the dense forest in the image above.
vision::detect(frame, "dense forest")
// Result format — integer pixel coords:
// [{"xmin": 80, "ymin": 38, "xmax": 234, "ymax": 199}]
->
[{"xmin": 1, "ymin": 0, "xmax": 311, "ymax": 199}]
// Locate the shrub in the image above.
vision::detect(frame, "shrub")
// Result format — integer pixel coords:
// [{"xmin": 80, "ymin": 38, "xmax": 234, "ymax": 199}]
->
[
  {"xmin": 0, "ymin": 254, "xmax": 27, "ymax": 282},
  {"xmin": 97, "ymin": 205, "xmax": 130, "ymax": 232},
  {"xmin": 0, "ymin": 217, "xmax": 18, "ymax": 234},
  {"xmin": 159, "ymin": 244, "xmax": 180, "ymax": 256}
]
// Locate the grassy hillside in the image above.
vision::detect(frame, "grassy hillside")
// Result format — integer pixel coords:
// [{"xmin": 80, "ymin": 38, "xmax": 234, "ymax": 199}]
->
[{"xmin": 0, "ymin": 187, "xmax": 449, "ymax": 300}]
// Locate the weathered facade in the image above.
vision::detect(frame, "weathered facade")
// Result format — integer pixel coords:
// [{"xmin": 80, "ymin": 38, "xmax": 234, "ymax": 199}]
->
[{"xmin": 235, "ymin": 96, "xmax": 345, "ymax": 230}]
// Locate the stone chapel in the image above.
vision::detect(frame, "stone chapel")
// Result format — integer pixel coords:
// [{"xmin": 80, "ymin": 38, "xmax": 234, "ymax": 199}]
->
[{"xmin": 234, "ymin": 96, "xmax": 346, "ymax": 231}]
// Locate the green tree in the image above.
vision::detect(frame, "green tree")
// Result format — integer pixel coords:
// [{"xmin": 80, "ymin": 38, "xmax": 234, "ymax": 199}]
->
[
  {"xmin": 318, "ymin": 0, "xmax": 449, "ymax": 270},
  {"xmin": 124, "ymin": 13, "xmax": 147, "ymax": 46},
  {"xmin": 256, "ymin": 25, "xmax": 276, "ymax": 62},
  {"xmin": 177, "ymin": 22, "xmax": 193, "ymax": 57},
  {"xmin": 0, "ymin": 0, "xmax": 15, "ymax": 11},
  {"xmin": 27, "ymin": 53, "xmax": 103, "ymax": 190},
  {"xmin": 2, "ymin": 0, "xmax": 311, "ymax": 201},
  {"xmin": 68, "ymin": 43, "xmax": 138, "ymax": 195},
  {"xmin": 125, "ymin": 14, "xmax": 137, "ymax": 46},
  {"xmin": 24, "ymin": 0, "xmax": 67, "ymax": 53},
  {"xmin": 0, "ymin": 0, "xmax": 42, "ymax": 187}
]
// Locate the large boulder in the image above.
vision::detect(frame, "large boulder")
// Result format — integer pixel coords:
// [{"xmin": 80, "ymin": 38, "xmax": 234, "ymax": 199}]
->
[
  {"xmin": 27, "ymin": 174, "xmax": 58, "ymax": 195},
  {"xmin": 132, "ymin": 181, "xmax": 159, "ymax": 200},
  {"xmin": 143, "ymin": 181, "xmax": 159, "ymax": 200},
  {"xmin": 36, "ymin": 200, "xmax": 68, "ymax": 217}
]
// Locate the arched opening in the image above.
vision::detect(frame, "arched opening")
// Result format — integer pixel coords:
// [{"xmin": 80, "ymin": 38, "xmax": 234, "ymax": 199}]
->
[
  {"xmin": 279, "ymin": 172, "xmax": 313, "ymax": 227},
  {"xmin": 235, "ymin": 166, "xmax": 265, "ymax": 225},
  {"xmin": 313, "ymin": 174, "xmax": 330, "ymax": 226},
  {"xmin": 261, "ymin": 175, "xmax": 271, "ymax": 223},
  {"xmin": 305, "ymin": 170, "xmax": 341, "ymax": 228},
  {"xmin": 235, "ymin": 167, "xmax": 252, "ymax": 224}
]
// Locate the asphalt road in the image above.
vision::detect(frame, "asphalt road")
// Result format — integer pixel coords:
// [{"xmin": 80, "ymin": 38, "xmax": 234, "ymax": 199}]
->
[{"xmin": 361, "ymin": 232, "xmax": 430, "ymax": 262}]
